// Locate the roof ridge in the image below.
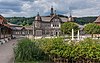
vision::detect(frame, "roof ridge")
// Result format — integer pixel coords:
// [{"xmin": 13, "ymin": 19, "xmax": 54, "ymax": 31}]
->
[{"xmin": 94, "ymin": 16, "xmax": 100, "ymax": 22}]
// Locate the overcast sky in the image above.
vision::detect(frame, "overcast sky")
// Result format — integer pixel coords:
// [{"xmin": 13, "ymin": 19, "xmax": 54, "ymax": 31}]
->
[{"xmin": 0, "ymin": 0, "xmax": 100, "ymax": 17}]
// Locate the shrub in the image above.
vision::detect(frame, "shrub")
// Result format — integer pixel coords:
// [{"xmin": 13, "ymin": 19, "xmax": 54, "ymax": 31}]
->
[
  {"xmin": 37, "ymin": 38, "xmax": 100, "ymax": 62},
  {"xmin": 14, "ymin": 38, "xmax": 44, "ymax": 62},
  {"xmin": 14, "ymin": 37, "xmax": 100, "ymax": 62}
]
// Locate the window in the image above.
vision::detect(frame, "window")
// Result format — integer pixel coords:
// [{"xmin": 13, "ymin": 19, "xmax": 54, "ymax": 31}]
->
[
  {"xmin": 53, "ymin": 25, "xmax": 54, "ymax": 27},
  {"xmin": 57, "ymin": 25, "xmax": 59, "ymax": 27},
  {"xmin": 55, "ymin": 19, "xmax": 58, "ymax": 22},
  {"xmin": 35, "ymin": 21, "xmax": 41, "ymax": 28},
  {"xmin": 51, "ymin": 18, "xmax": 61, "ymax": 28}
]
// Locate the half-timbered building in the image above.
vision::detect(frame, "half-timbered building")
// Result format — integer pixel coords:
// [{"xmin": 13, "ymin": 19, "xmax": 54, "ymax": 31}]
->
[{"xmin": 33, "ymin": 7, "xmax": 74, "ymax": 37}]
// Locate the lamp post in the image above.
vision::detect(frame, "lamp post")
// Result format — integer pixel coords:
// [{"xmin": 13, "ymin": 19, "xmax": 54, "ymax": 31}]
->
[
  {"xmin": 77, "ymin": 30, "xmax": 80, "ymax": 41},
  {"xmin": 72, "ymin": 29, "xmax": 74, "ymax": 40}
]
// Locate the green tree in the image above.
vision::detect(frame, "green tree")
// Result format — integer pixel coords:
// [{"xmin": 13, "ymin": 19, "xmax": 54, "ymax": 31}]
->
[
  {"xmin": 61, "ymin": 22, "xmax": 79, "ymax": 35},
  {"xmin": 84, "ymin": 23, "xmax": 100, "ymax": 37},
  {"xmin": 22, "ymin": 21, "xmax": 27, "ymax": 26}
]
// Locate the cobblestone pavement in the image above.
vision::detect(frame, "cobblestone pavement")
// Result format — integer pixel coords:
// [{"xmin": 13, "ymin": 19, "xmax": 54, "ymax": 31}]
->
[{"xmin": 0, "ymin": 39, "xmax": 19, "ymax": 63}]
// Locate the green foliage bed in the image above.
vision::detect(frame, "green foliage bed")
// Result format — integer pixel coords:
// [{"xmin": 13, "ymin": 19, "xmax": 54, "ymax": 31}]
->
[
  {"xmin": 15, "ymin": 61, "xmax": 48, "ymax": 63},
  {"xmin": 14, "ymin": 38, "xmax": 100, "ymax": 63}
]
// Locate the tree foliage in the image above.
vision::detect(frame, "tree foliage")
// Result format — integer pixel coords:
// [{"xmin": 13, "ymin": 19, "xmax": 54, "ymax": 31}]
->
[
  {"xmin": 6, "ymin": 17, "xmax": 35, "ymax": 26},
  {"xmin": 84, "ymin": 23, "xmax": 100, "ymax": 34},
  {"xmin": 61, "ymin": 22, "xmax": 79, "ymax": 35},
  {"xmin": 74, "ymin": 17, "xmax": 97, "ymax": 25}
]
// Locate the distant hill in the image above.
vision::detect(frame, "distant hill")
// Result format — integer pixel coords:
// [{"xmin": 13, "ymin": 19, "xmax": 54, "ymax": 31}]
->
[
  {"xmin": 74, "ymin": 17, "xmax": 97, "ymax": 25},
  {"xmin": 45, "ymin": 14, "xmax": 68, "ymax": 18},
  {"xmin": 5, "ymin": 16, "xmax": 97, "ymax": 26},
  {"xmin": 6, "ymin": 17, "xmax": 35, "ymax": 26}
]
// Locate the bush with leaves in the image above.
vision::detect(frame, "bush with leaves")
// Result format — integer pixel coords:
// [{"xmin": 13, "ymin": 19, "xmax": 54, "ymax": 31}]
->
[
  {"xmin": 37, "ymin": 38, "xmax": 100, "ymax": 62},
  {"xmin": 84, "ymin": 23, "xmax": 100, "ymax": 37},
  {"xmin": 15, "ymin": 37, "xmax": 100, "ymax": 62},
  {"xmin": 14, "ymin": 38, "xmax": 45, "ymax": 62}
]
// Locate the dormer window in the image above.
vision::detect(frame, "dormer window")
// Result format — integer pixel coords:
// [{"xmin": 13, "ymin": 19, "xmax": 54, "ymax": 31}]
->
[
  {"xmin": 55, "ymin": 19, "xmax": 58, "ymax": 22},
  {"xmin": 51, "ymin": 17, "xmax": 61, "ymax": 28}
]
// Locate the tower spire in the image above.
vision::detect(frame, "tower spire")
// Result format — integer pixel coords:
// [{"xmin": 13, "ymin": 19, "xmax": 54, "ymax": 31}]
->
[
  {"xmin": 37, "ymin": 12, "xmax": 40, "ymax": 16},
  {"xmin": 69, "ymin": 9, "xmax": 72, "ymax": 17},
  {"xmin": 54, "ymin": 10, "xmax": 56, "ymax": 15},
  {"xmin": 68, "ymin": 9, "xmax": 74, "ymax": 22},
  {"xmin": 50, "ymin": 6, "xmax": 54, "ymax": 16}
]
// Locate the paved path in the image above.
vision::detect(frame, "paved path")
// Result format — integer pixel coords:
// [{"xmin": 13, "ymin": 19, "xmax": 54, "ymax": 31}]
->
[{"xmin": 0, "ymin": 39, "xmax": 19, "ymax": 63}]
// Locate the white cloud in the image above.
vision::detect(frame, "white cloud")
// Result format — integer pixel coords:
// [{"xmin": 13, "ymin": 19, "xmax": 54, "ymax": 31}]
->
[{"xmin": 0, "ymin": 0, "xmax": 100, "ymax": 17}]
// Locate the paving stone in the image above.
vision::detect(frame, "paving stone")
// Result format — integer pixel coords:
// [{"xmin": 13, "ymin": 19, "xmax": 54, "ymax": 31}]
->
[{"xmin": 0, "ymin": 39, "xmax": 18, "ymax": 63}]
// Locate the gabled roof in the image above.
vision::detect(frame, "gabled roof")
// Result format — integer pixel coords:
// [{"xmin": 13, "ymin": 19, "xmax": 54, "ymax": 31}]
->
[
  {"xmin": 8, "ymin": 23, "xmax": 22, "ymax": 27},
  {"xmin": 94, "ymin": 16, "xmax": 100, "ymax": 23},
  {"xmin": 39, "ymin": 16, "xmax": 68, "ymax": 23},
  {"xmin": 0, "ymin": 15, "xmax": 11, "ymax": 28},
  {"xmin": 10, "ymin": 27, "xmax": 23, "ymax": 30},
  {"xmin": 0, "ymin": 15, "xmax": 7, "ymax": 24},
  {"xmin": 41, "ymin": 16, "xmax": 51, "ymax": 22},
  {"xmin": 60, "ymin": 17, "xmax": 68, "ymax": 22},
  {"xmin": 24, "ymin": 26, "xmax": 33, "ymax": 30},
  {"xmin": 11, "ymin": 26, "xmax": 33, "ymax": 30}
]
